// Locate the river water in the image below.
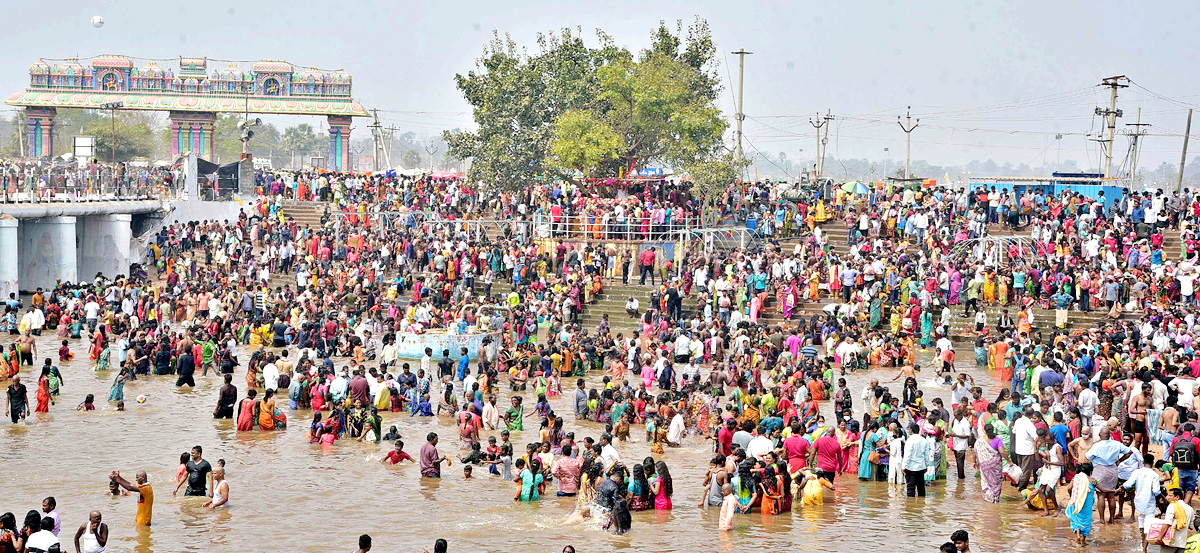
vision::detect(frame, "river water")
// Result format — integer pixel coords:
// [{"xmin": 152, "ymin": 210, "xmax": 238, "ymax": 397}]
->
[{"xmin": 1, "ymin": 333, "xmax": 1142, "ymax": 552}]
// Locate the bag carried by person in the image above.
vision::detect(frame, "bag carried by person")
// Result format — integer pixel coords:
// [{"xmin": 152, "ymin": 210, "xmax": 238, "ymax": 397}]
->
[
  {"xmin": 1172, "ymin": 439, "xmax": 1198, "ymax": 470},
  {"xmin": 1145, "ymin": 517, "xmax": 1171, "ymax": 545}
]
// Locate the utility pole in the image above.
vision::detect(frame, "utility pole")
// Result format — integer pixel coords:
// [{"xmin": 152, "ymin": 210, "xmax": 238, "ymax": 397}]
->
[
  {"xmin": 1179, "ymin": 109, "xmax": 1193, "ymax": 193},
  {"xmin": 1055, "ymin": 133, "xmax": 1063, "ymax": 173},
  {"xmin": 1125, "ymin": 108, "xmax": 1149, "ymax": 189},
  {"xmin": 382, "ymin": 124, "xmax": 399, "ymax": 169},
  {"xmin": 809, "ymin": 112, "xmax": 826, "ymax": 179},
  {"xmin": 369, "ymin": 109, "xmax": 383, "ymax": 172},
  {"xmin": 897, "ymin": 106, "xmax": 919, "ymax": 180},
  {"xmin": 424, "ymin": 142, "xmax": 439, "ymax": 172},
  {"xmin": 1096, "ymin": 75, "xmax": 1128, "ymax": 179},
  {"xmin": 731, "ymin": 49, "xmax": 752, "ymax": 167},
  {"xmin": 809, "ymin": 110, "xmax": 832, "ymax": 179}
]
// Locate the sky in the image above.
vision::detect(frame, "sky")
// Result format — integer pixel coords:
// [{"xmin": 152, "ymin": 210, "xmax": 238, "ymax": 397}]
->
[{"xmin": 4, "ymin": 0, "xmax": 1200, "ymax": 174}]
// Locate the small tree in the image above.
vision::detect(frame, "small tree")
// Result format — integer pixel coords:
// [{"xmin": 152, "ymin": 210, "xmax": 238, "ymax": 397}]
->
[{"xmin": 686, "ymin": 151, "xmax": 745, "ymax": 226}]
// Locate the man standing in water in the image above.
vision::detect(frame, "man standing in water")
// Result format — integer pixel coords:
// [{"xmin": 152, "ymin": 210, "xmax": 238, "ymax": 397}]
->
[
  {"xmin": 213, "ymin": 374, "xmax": 237, "ymax": 419},
  {"xmin": 173, "ymin": 446, "xmax": 212, "ymax": 497},
  {"xmin": 109, "ymin": 470, "xmax": 153, "ymax": 526},
  {"xmin": 204, "ymin": 467, "xmax": 229, "ymax": 510},
  {"xmin": 902, "ymin": 422, "xmax": 931, "ymax": 498},
  {"xmin": 6, "ymin": 375, "xmax": 28, "ymax": 424},
  {"xmin": 420, "ymin": 432, "xmax": 448, "ymax": 478},
  {"xmin": 72, "ymin": 510, "xmax": 107, "ymax": 553},
  {"xmin": 15, "ymin": 330, "xmax": 36, "ymax": 366}
]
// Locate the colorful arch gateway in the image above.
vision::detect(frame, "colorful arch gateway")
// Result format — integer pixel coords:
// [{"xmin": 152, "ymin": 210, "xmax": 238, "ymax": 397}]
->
[{"xmin": 6, "ymin": 55, "xmax": 370, "ymax": 170}]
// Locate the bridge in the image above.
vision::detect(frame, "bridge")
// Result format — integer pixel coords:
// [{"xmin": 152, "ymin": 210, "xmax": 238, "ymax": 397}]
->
[
  {"xmin": 0, "ymin": 197, "xmax": 174, "ymax": 297},
  {"xmin": 5, "ymin": 55, "xmax": 370, "ymax": 170}
]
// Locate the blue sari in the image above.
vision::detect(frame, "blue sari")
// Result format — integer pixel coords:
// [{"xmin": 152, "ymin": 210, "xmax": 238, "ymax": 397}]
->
[
  {"xmin": 1065, "ymin": 477, "xmax": 1095, "ymax": 537},
  {"xmin": 858, "ymin": 429, "xmax": 882, "ymax": 479}
]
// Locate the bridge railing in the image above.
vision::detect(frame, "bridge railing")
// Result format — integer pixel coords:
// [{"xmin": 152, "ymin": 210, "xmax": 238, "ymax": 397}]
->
[{"xmin": 1, "ymin": 167, "xmax": 184, "ymax": 202}]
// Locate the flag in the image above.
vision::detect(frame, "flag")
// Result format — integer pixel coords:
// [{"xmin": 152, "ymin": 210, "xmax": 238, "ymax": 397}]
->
[{"xmin": 944, "ymin": 172, "xmax": 952, "ymax": 186}]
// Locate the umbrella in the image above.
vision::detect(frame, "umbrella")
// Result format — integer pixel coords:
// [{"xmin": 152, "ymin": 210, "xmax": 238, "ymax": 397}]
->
[
  {"xmin": 430, "ymin": 170, "xmax": 461, "ymax": 180},
  {"xmin": 840, "ymin": 181, "xmax": 869, "ymax": 195}
]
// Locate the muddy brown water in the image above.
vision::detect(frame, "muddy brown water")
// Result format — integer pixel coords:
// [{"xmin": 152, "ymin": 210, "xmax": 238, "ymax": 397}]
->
[{"xmin": 0, "ymin": 334, "xmax": 1142, "ymax": 552}]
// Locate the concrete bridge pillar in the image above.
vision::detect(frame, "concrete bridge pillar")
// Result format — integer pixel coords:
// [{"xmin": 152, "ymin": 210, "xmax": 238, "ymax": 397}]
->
[
  {"xmin": 0, "ymin": 217, "xmax": 17, "ymax": 299},
  {"xmin": 19, "ymin": 216, "xmax": 76, "ymax": 291},
  {"xmin": 79, "ymin": 213, "xmax": 131, "ymax": 280}
]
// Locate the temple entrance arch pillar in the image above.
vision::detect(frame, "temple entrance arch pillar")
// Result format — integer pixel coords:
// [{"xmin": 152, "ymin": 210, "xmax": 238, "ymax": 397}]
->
[
  {"xmin": 25, "ymin": 107, "xmax": 56, "ymax": 158},
  {"xmin": 168, "ymin": 111, "xmax": 216, "ymax": 160},
  {"xmin": 327, "ymin": 115, "xmax": 351, "ymax": 171}
]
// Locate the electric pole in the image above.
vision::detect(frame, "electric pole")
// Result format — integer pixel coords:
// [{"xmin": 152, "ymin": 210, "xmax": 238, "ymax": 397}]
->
[
  {"xmin": 1055, "ymin": 133, "xmax": 1063, "ymax": 173},
  {"xmin": 1179, "ymin": 109, "xmax": 1192, "ymax": 193},
  {"xmin": 1096, "ymin": 76, "xmax": 1128, "ymax": 179},
  {"xmin": 1125, "ymin": 108, "xmax": 1149, "ymax": 189},
  {"xmin": 897, "ymin": 106, "xmax": 919, "ymax": 180},
  {"xmin": 424, "ymin": 142, "xmax": 439, "ymax": 172},
  {"xmin": 382, "ymin": 124, "xmax": 399, "ymax": 169},
  {"xmin": 809, "ymin": 111, "xmax": 830, "ymax": 179},
  {"xmin": 369, "ymin": 109, "xmax": 382, "ymax": 172},
  {"xmin": 731, "ymin": 49, "xmax": 752, "ymax": 168}
]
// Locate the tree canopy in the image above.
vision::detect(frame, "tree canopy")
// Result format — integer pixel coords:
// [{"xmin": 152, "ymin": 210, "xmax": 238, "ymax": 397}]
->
[{"xmin": 446, "ymin": 18, "xmax": 727, "ymax": 189}]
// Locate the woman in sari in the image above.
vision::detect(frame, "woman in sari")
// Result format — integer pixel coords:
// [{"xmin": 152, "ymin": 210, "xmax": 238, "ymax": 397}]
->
[
  {"xmin": 976, "ymin": 423, "xmax": 1010, "ymax": 503},
  {"xmin": 34, "ymin": 367, "xmax": 51, "ymax": 412},
  {"xmin": 108, "ymin": 368, "xmax": 129, "ymax": 403},
  {"xmin": 258, "ymin": 389, "xmax": 278, "ymax": 431},
  {"xmin": 947, "ymin": 267, "xmax": 963, "ymax": 306},
  {"xmin": 889, "ymin": 307, "xmax": 902, "ymax": 336},
  {"xmin": 868, "ymin": 295, "xmax": 882, "ymax": 329},
  {"xmin": 837, "ymin": 420, "xmax": 860, "ymax": 474},
  {"xmin": 1065, "ymin": 462, "xmax": 1096, "ymax": 546},
  {"xmin": 236, "ymin": 389, "xmax": 258, "ymax": 431},
  {"xmin": 858, "ymin": 421, "xmax": 884, "ymax": 480},
  {"xmin": 919, "ymin": 310, "xmax": 933, "ymax": 349},
  {"xmin": 95, "ymin": 342, "xmax": 111, "ymax": 371},
  {"xmin": 782, "ymin": 283, "xmax": 797, "ymax": 320}
]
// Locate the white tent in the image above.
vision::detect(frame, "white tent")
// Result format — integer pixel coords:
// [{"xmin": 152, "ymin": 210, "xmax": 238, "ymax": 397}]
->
[{"xmin": 391, "ymin": 165, "xmax": 426, "ymax": 177}]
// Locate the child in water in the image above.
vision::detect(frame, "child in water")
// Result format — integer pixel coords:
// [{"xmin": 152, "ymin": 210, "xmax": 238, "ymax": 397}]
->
[{"xmin": 76, "ymin": 394, "xmax": 95, "ymax": 411}]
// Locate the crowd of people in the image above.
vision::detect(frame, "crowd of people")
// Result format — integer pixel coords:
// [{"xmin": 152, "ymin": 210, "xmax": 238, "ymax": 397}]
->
[{"xmin": 6, "ymin": 172, "xmax": 1200, "ymax": 551}]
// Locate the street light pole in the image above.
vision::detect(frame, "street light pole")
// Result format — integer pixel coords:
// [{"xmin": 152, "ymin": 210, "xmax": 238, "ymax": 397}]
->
[{"xmin": 99, "ymin": 101, "xmax": 124, "ymax": 164}]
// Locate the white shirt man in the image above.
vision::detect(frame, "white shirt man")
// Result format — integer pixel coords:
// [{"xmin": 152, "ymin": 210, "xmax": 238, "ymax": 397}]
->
[
  {"xmin": 1012, "ymin": 412, "xmax": 1039, "ymax": 457},
  {"xmin": 746, "ymin": 433, "xmax": 775, "ymax": 460},
  {"xmin": 951, "ymin": 414, "xmax": 972, "ymax": 452},
  {"xmin": 1077, "ymin": 385, "xmax": 1099, "ymax": 427},
  {"xmin": 262, "ymin": 362, "xmax": 280, "ymax": 391}
]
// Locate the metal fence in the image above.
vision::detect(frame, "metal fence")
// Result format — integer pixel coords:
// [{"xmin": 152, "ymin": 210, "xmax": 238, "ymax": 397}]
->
[{"xmin": 0, "ymin": 164, "xmax": 183, "ymax": 202}]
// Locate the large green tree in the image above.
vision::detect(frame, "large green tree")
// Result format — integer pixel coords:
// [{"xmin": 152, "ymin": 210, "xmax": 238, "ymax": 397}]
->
[
  {"xmin": 86, "ymin": 113, "xmax": 157, "ymax": 162},
  {"xmin": 446, "ymin": 18, "xmax": 726, "ymax": 189}
]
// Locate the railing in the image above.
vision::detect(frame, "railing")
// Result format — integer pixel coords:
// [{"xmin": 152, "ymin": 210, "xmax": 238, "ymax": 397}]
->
[
  {"xmin": 1, "ymin": 179, "xmax": 182, "ymax": 202},
  {"xmin": 309, "ymin": 210, "xmax": 706, "ymax": 243}
]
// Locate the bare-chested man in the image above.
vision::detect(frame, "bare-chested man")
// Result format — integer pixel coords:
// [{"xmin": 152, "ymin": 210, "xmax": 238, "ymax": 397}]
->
[
  {"xmin": 1129, "ymin": 382, "xmax": 1150, "ymax": 456},
  {"xmin": 1161, "ymin": 395, "xmax": 1181, "ymax": 453},
  {"xmin": 15, "ymin": 331, "xmax": 35, "ymax": 366},
  {"xmin": 1068, "ymin": 427, "xmax": 1095, "ymax": 465}
]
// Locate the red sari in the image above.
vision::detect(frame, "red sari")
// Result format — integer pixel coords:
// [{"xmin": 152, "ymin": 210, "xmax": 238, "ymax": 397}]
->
[
  {"xmin": 35, "ymin": 376, "xmax": 50, "ymax": 412},
  {"xmin": 236, "ymin": 399, "xmax": 256, "ymax": 431}
]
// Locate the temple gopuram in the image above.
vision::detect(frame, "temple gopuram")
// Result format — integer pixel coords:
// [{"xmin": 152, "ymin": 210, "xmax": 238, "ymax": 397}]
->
[{"xmin": 6, "ymin": 55, "xmax": 369, "ymax": 170}]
